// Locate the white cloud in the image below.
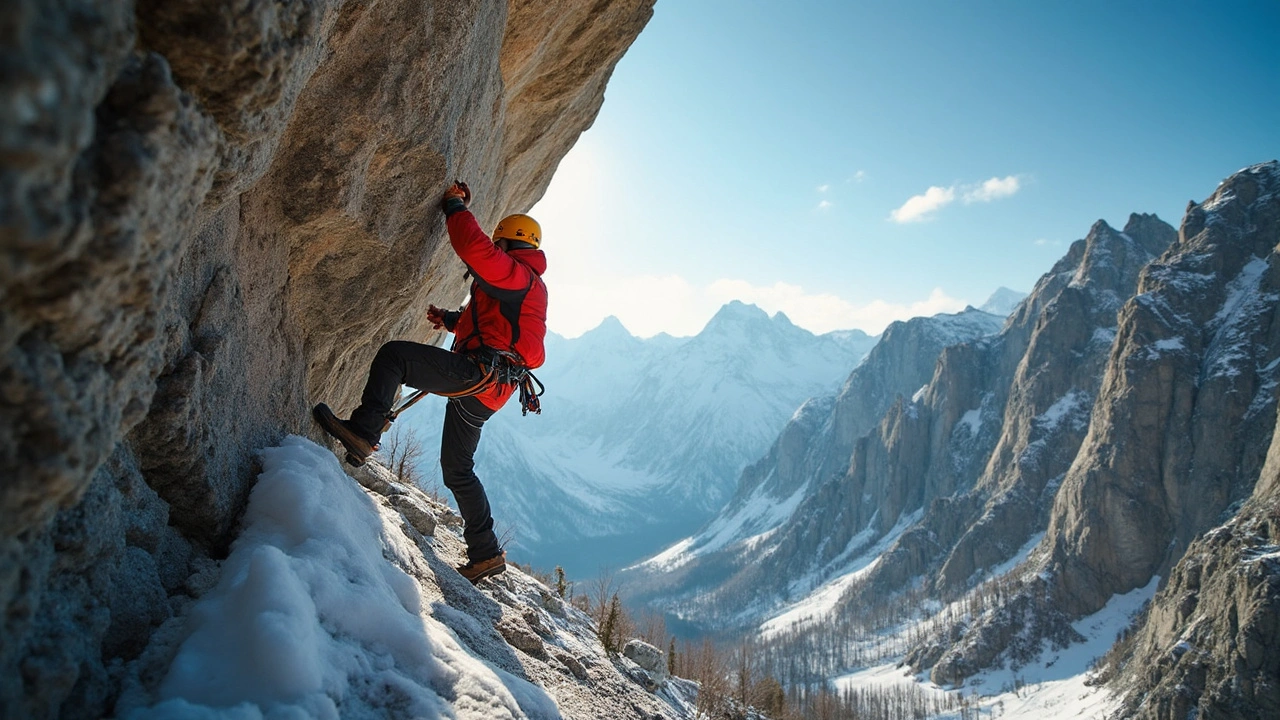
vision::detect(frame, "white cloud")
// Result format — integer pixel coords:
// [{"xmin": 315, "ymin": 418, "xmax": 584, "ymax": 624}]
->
[
  {"xmin": 963, "ymin": 175, "xmax": 1021, "ymax": 203},
  {"xmin": 852, "ymin": 170, "xmax": 866, "ymax": 183},
  {"xmin": 891, "ymin": 174, "xmax": 1023, "ymax": 223},
  {"xmin": 817, "ymin": 200, "xmax": 832, "ymax": 210},
  {"xmin": 890, "ymin": 185, "xmax": 956, "ymax": 223},
  {"xmin": 817, "ymin": 184, "xmax": 830, "ymax": 193}
]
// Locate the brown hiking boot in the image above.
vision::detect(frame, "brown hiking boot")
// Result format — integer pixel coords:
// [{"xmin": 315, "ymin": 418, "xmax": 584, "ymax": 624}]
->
[
  {"xmin": 457, "ymin": 552, "xmax": 506, "ymax": 584},
  {"xmin": 312, "ymin": 403, "xmax": 379, "ymax": 466}
]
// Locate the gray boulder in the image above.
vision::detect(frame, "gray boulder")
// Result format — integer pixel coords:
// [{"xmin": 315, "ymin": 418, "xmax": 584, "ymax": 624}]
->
[{"xmin": 624, "ymin": 639, "xmax": 670, "ymax": 688}]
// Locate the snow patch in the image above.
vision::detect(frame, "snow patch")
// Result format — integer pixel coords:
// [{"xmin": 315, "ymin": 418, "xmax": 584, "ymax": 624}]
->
[
  {"xmin": 988, "ymin": 532, "xmax": 1046, "ymax": 580},
  {"xmin": 759, "ymin": 509, "xmax": 924, "ymax": 638},
  {"xmin": 1034, "ymin": 391, "xmax": 1091, "ymax": 434},
  {"xmin": 123, "ymin": 437, "xmax": 559, "ymax": 720}
]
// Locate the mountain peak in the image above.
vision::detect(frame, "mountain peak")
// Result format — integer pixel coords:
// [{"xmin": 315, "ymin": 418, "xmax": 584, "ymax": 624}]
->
[
  {"xmin": 979, "ymin": 287, "xmax": 1027, "ymax": 316},
  {"xmin": 580, "ymin": 315, "xmax": 638, "ymax": 344},
  {"xmin": 703, "ymin": 300, "xmax": 771, "ymax": 332},
  {"xmin": 1087, "ymin": 218, "xmax": 1119, "ymax": 238}
]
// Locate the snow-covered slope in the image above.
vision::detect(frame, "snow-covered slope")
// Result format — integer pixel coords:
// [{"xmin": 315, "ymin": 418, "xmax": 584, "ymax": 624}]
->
[
  {"xmin": 398, "ymin": 302, "xmax": 877, "ymax": 576},
  {"xmin": 115, "ymin": 437, "xmax": 697, "ymax": 719}
]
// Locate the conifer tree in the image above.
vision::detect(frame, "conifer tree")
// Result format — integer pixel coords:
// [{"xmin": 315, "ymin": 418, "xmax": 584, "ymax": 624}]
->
[{"xmin": 554, "ymin": 565, "xmax": 568, "ymax": 599}]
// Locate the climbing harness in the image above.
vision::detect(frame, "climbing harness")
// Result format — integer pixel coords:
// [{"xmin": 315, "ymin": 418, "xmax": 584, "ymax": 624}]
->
[{"xmin": 380, "ymin": 347, "xmax": 543, "ymax": 432}]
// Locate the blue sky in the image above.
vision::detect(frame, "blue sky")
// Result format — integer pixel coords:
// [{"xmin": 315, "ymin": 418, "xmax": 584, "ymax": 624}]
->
[{"xmin": 530, "ymin": 0, "xmax": 1280, "ymax": 338}]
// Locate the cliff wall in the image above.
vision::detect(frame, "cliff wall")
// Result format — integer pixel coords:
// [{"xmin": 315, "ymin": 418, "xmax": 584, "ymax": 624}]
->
[{"xmin": 0, "ymin": 1, "xmax": 653, "ymax": 715}]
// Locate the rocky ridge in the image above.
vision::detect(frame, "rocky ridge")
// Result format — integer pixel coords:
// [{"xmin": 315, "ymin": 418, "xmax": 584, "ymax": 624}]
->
[
  {"xmin": 1, "ymin": 0, "xmax": 654, "ymax": 715},
  {"xmin": 893, "ymin": 162, "xmax": 1280, "ymax": 697},
  {"xmin": 922, "ymin": 162, "xmax": 1280, "ymax": 689},
  {"xmin": 1109, "ymin": 419, "xmax": 1280, "ymax": 720},
  {"xmin": 644, "ymin": 165, "xmax": 1278, "ymax": 717},
  {"xmin": 623, "ymin": 307, "xmax": 1007, "ymax": 627},
  {"xmin": 760, "ymin": 212, "xmax": 1173, "ymax": 636}
]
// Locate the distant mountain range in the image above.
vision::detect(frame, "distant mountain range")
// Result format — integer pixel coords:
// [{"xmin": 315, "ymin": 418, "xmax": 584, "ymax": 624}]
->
[{"xmin": 621, "ymin": 302, "xmax": 1012, "ymax": 625}]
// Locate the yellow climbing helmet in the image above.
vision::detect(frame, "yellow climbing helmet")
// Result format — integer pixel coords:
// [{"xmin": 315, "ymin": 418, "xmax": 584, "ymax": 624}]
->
[{"xmin": 493, "ymin": 214, "xmax": 541, "ymax": 249}]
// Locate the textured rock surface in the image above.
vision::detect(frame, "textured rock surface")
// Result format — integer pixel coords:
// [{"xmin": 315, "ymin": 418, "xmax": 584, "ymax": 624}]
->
[
  {"xmin": 624, "ymin": 638, "xmax": 671, "ymax": 687},
  {"xmin": 1112, "ymin": 496, "xmax": 1280, "ymax": 720},
  {"xmin": 1, "ymin": 0, "xmax": 653, "ymax": 716},
  {"xmin": 1047, "ymin": 162, "xmax": 1280, "ymax": 616},
  {"xmin": 925, "ymin": 162, "xmax": 1280, "ymax": 686},
  {"xmin": 937, "ymin": 214, "xmax": 1175, "ymax": 591}
]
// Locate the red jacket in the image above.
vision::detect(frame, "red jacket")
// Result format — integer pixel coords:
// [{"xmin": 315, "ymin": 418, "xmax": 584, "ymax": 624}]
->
[{"xmin": 446, "ymin": 210, "xmax": 548, "ymax": 410}]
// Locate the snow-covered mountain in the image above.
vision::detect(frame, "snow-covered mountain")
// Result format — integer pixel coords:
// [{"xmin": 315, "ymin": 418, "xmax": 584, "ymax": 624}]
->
[
  {"xmin": 626, "ymin": 212, "xmax": 1175, "ymax": 635},
  {"xmin": 620, "ymin": 305, "xmax": 1008, "ymax": 621},
  {"xmin": 398, "ymin": 302, "xmax": 879, "ymax": 577}
]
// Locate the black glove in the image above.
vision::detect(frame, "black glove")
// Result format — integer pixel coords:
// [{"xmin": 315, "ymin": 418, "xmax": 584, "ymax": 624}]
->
[{"xmin": 442, "ymin": 181, "xmax": 471, "ymax": 216}]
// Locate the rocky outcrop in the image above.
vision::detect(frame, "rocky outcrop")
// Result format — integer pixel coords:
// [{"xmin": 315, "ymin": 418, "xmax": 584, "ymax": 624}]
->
[
  {"xmin": 1, "ymin": 1, "xmax": 653, "ymax": 716},
  {"xmin": 1111, "ymin": 500, "xmax": 1280, "ymax": 719},
  {"xmin": 1111, "ymin": 402, "xmax": 1280, "ymax": 720}
]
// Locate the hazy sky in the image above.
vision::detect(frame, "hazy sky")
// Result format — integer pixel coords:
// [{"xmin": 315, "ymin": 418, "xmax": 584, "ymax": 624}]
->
[{"xmin": 529, "ymin": 0, "xmax": 1279, "ymax": 338}]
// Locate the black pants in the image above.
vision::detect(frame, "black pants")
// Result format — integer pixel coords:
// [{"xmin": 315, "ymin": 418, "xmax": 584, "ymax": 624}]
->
[{"xmin": 351, "ymin": 341, "xmax": 500, "ymax": 561}]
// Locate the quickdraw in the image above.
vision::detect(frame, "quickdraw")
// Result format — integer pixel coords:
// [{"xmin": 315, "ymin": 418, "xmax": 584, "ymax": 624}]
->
[{"xmin": 516, "ymin": 372, "xmax": 544, "ymax": 416}]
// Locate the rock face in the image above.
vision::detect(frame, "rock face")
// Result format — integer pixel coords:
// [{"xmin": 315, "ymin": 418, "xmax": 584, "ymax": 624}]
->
[
  {"xmin": 623, "ymin": 639, "xmax": 671, "ymax": 688},
  {"xmin": 0, "ymin": 1, "xmax": 653, "ymax": 716},
  {"xmin": 1111, "ymin": 412, "xmax": 1280, "ymax": 720},
  {"xmin": 924, "ymin": 162, "xmax": 1280, "ymax": 686},
  {"xmin": 810, "ymin": 213, "xmax": 1172, "ymax": 635},
  {"xmin": 1047, "ymin": 163, "xmax": 1280, "ymax": 616},
  {"xmin": 1113, "ymin": 498, "xmax": 1280, "ymax": 720}
]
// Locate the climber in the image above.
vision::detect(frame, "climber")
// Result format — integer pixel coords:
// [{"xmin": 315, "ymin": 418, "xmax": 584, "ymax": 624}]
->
[{"xmin": 313, "ymin": 180, "xmax": 548, "ymax": 584}]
